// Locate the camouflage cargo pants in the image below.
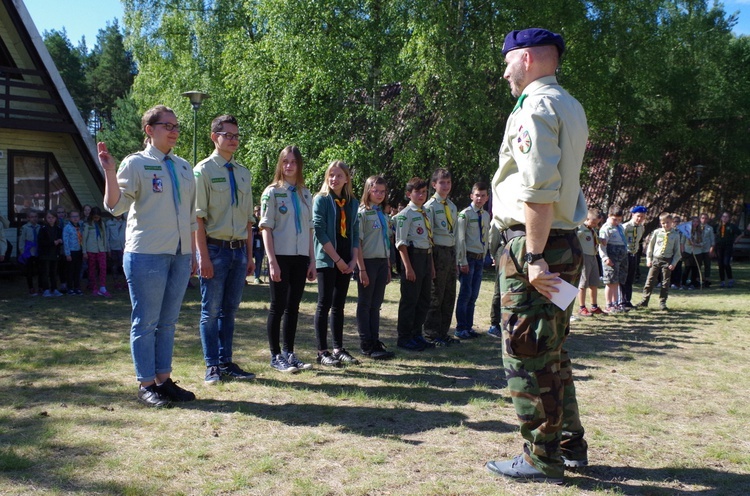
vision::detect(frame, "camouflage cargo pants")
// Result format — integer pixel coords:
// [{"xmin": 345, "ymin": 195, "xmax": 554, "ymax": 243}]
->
[{"xmin": 499, "ymin": 230, "xmax": 586, "ymax": 477}]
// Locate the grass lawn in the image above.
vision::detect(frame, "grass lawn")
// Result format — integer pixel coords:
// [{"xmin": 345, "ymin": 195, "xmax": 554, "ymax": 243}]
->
[{"xmin": 1, "ymin": 262, "xmax": 749, "ymax": 495}]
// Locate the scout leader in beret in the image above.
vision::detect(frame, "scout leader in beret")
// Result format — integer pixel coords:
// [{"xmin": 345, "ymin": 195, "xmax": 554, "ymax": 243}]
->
[{"xmin": 485, "ymin": 28, "xmax": 589, "ymax": 485}]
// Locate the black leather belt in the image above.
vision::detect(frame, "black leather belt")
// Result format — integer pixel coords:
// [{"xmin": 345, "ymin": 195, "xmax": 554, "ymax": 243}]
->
[
  {"xmin": 207, "ymin": 237, "xmax": 246, "ymax": 249},
  {"xmin": 410, "ymin": 247, "xmax": 432, "ymax": 254},
  {"xmin": 466, "ymin": 252, "xmax": 484, "ymax": 260}
]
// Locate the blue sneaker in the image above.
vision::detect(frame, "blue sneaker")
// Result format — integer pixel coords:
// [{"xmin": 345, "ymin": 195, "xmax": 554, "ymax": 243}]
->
[
  {"xmin": 205, "ymin": 365, "xmax": 221, "ymax": 384},
  {"xmin": 486, "ymin": 455, "xmax": 563, "ymax": 485},
  {"xmin": 414, "ymin": 335, "xmax": 435, "ymax": 349},
  {"xmin": 454, "ymin": 329, "xmax": 473, "ymax": 340},
  {"xmin": 487, "ymin": 325, "xmax": 502, "ymax": 338},
  {"xmin": 270, "ymin": 354, "xmax": 298, "ymax": 373}
]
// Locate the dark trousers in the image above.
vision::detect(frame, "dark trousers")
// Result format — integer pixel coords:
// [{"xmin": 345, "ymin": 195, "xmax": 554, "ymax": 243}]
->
[
  {"xmin": 267, "ymin": 255, "xmax": 309, "ymax": 356},
  {"xmin": 67, "ymin": 251, "xmax": 83, "ymax": 291},
  {"xmin": 702, "ymin": 252, "xmax": 711, "ymax": 280},
  {"xmin": 643, "ymin": 258, "xmax": 672, "ymax": 303},
  {"xmin": 25, "ymin": 256, "xmax": 39, "ymax": 291},
  {"xmin": 397, "ymin": 250, "xmax": 432, "ymax": 342},
  {"xmin": 40, "ymin": 259, "xmax": 58, "ymax": 291},
  {"xmin": 57, "ymin": 256, "xmax": 68, "ymax": 288},
  {"xmin": 315, "ymin": 266, "xmax": 352, "ymax": 351},
  {"xmin": 424, "ymin": 245, "xmax": 456, "ymax": 339},
  {"xmin": 622, "ymin": 253, "xmax": 638, "ymax": 303},
  {"xmin": 490, "ymin": 244, "xmax": 503, "ymax": 326},
  {"xmin": 717, "ymin": 245, "xmax": 734, "ymax": 281},
  {"xmin": 356, "ymin": 258, "xmax": 389, "ymax": 350},
  {"xmin": 682, "ymin": 252, "xmax": 704, "ymax": 286}
]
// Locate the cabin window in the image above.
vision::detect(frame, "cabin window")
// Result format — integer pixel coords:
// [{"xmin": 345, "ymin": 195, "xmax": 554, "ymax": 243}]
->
[{"xmin": 8, "ymin": 151, "xmax": 79, "ymax": 226}]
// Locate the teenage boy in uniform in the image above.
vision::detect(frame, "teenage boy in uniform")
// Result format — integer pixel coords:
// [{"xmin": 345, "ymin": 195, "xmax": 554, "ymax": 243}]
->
[
  {"xmin": 194, "ymin": 114, "xmax": 256, "ymax": 383},
  {"xmin": 423, "ymin": 168, "xmax": 460, "ymax": 346},
  {"xmin": 395, "ymin": 177, "xmax": 435, "ymax": 352},
  {"xmin": 454, "ymin": 182, "xmax": 490, "ymax": 338}
]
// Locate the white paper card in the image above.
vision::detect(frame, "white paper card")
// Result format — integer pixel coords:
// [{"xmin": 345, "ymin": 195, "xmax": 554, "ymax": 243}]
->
[{"xmin": 548, "ymin": 277, "xmax": 579, "ymax": 311}]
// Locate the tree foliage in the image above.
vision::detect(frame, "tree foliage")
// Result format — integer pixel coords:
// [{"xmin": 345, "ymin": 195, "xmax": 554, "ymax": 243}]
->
[{"xmin": 118, "ymin": 0, "xmax": 750, "ymax": 212}]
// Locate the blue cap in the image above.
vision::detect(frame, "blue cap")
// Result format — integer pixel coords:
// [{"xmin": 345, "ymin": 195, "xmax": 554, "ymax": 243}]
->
[
  {"xmin": 502, "ymin": 28, "xmax": 565, "ymax": 57},
  {"xmin": 631, "ymin": 206, "xmax": 648, "ymax": 214}
]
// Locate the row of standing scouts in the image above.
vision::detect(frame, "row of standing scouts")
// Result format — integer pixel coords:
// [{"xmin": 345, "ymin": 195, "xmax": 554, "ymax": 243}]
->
[
  {"xmin": 13, "ymin": 206, "xmax": 125, "ymax": 297},
  {"xmin": 577, "ymin": 205, "xmax": 742, "ymax": 314},
  {"xmin": 90, "ymin": 108, "xmax": 495, "ymax": 408}
]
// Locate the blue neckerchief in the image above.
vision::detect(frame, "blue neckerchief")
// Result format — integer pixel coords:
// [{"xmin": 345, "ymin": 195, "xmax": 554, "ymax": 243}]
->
[
  {"xmin": 289, "ymin": 186, "xmax": 302, "ymax": 234},
  {"xmin": 225, "ymin": 162, "xmax": 238, "ymax": 206},
  {"xmin": 164, "ymin": 155, "xmax": 181, "ymax": 211},
  {"xmin": 374, "ymin": 205, "xmax": 390, "ymax": 252}
]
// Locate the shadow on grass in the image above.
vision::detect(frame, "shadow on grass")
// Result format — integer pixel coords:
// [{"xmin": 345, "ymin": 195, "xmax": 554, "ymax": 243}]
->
[{"xmin": 568, "ymin": 464, "xmax": 750, "ymax": 496}]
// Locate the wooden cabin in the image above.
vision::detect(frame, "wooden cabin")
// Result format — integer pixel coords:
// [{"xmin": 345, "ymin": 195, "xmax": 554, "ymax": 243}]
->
[{"xmin": 0, "ymin": 0, "xmax": 103, "ymax": 260}]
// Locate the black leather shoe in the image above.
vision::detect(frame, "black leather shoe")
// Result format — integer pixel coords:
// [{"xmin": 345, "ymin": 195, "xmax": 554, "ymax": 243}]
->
[
  {"xmin": 137, "ymin": 385, "xmax": 172, "ymax": 408},
  {"xmin": 157, "ymin": 378, "xmax": 196, "ymax": 402}
]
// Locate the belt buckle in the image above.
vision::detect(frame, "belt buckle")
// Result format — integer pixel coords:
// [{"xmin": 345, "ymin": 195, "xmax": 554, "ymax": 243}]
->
[{"xmin": 229, "ymin": 239, "xmax": 241, "ymax": 250}]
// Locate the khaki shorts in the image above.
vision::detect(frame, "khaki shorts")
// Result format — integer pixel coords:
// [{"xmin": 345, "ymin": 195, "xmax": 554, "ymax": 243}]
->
[{"xmin": 578, "ymin": 254, "xmax": 600, "ymax": 289}]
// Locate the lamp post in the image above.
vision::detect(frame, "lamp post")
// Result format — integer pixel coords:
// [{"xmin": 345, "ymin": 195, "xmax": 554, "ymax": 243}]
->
[
  {"xmin": 181, "ymin": 91, "xmax": 210, "ymax": 165},
  {"xmin": 694, "ymin": 164, "xmax": 706, "ymax": 215}
]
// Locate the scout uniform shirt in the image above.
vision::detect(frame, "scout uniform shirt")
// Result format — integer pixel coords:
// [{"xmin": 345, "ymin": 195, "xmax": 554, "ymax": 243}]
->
[
  {"xmin": 646, "ymin": 228, "xmax": 680, "ymax": 266},
  {"xmin": 105, "ymin": 144, "xmax": 197, "ymax": 255},
  {"xmin": 358, "ymin": 205, "xmax": 390, "ymax": 260},
  {"xmin": 597, "ymin": 221, "xmax": 626, "ymax": 260},
  {"xmin": 20, "ymin": 222, "xmax": 40, "ymax": 257},
  {"xmin": 456, "ymin": 203, "xmax": 489, "ymax": 266},
  {"xmin": 258, "ymin": 181, "xmax": 313, "ymax": 257},
  {"xmin": 576, "ymin": 224, "xmax": 599, "ymax": 257},
  {"xmin": 394, "ymin": 202, "xmax": 432, "ymax": 250},
  {"xmin": 623, "ymin": 219, "xmax": 645, "ymax": 255},
  {"xmin": 424, "ymin": 193, "xmax": 456, "ymax": 247},
  {"xmin": 194, "ymin": 151, "xmax": 254, "ymax": 241},
  {"xmin": 491, "ymin": 75, "xmax": 588, "ymax": 231},
  {"xmin": 700, "ymin": 224, "xmax": 714, "ymax": 254}
]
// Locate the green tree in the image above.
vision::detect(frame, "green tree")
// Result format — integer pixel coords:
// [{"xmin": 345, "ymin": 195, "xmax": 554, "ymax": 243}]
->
[
  {"xmin": 97, "ymin": 92, "xmax": 144, "ymax": 162},
  {"xmin": 43, "ymin": 28, "xmax": 91, "ymax": 119},
  {"xmin": 87, "ymin": 21, "xmax": 137, "ymax": 134}
]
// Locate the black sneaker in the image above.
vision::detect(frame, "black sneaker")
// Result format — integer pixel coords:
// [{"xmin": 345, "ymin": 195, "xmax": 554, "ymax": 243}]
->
[
  {"xmin": 369, "ymin": 341, "xmax": 395, "ymax": 360},
  {"xmin": 332, "ymin": 348, "xmax": 360, "ymax": 365},
  {"xmin": 414, "ymin": 336, "xmax": 435, "ymax": 349},
  {"xmin": 316, "ymin": 351, "xmax": 342, "ymax": 367},
  {"xmin": 205, "ymin": 365, "xmax": 221, "ymax": 384},
  {"xmin": 397, "ymin": 338, "xmax": 425, "ymax": 351},
  {"xmin": 157, "ymin": 378, "xmax": 196, "ymax": 402},
  {"xmin": 219, "ymin": 362, "xmax": 256, "ymax": 380},
  {"xmin": 137, "ymin": 384, "xmax": 172, "ymax": 408}
]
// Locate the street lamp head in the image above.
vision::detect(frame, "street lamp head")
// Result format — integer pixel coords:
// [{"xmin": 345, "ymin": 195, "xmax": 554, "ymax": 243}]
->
[
  {"xmin": 693, "ymin": 164, "xmax": 706, "ymax": 176},
  {"xmin": 181, "ymin": 90, "xmax": 210, "ymax": 110}
]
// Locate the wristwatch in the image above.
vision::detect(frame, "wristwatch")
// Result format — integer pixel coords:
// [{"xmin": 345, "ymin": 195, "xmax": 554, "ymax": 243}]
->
[{"xmin": 524, "ymin": 252, "xmax": 545, "ymax": 264}]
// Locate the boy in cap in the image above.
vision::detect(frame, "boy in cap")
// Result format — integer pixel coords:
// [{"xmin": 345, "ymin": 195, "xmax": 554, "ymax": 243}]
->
[{"xmin": 621, "ymin": 205, "xmax": 647, "ymax": 307}]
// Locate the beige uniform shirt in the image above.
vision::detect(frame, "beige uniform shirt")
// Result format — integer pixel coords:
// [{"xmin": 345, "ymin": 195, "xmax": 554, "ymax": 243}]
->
[
  {"xmin": 700, "ymin": 224, "xmax": 714, "ymax": 254},
  {"xmin": 576, "ymin": 224, "xmax": 599, "ymax": 256},
  {"xmin": 105, "ymin": 145, "xmax": 197, "ymax": 255},
  {"xmin": 456, "ymin": 204, "xmax": 489, "ymax": 265},
  {"xmin": 491, "ymin": 76, "xmax": 588, "ymax": 231},
  {"xmin": 394, "ymin": 202, "xmax": 432, "ymax": 250},
  {"xmin": 647, "ymin": 228, "xmax": 680, "ymax": 266},
  {"xmin": 259, "ymin": 182, "xmax": 313, "ymax": 257},
  {"xmin": 623, "ymin": 220, "xmax": 645, "ymax": 255},
  {"xmin": 194, "ymin": 151, "xmax": 254, "ymax": 241},
  {"xmin": 358, "ymin": 205, "xmax": 390, "ymax": 259},
  {"xmin": 424, "ymin": 194, "xmax": 457, "ymax": 247}
]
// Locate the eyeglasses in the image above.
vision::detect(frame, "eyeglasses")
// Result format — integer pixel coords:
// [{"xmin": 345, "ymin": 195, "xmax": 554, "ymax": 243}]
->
[
  {"xmin": 216, "ymin": 132, "xmax": 241, "ymax": 141},
  {"xmin": 153, "ymin": 122, "xmax": 181, "ymax": 132}
]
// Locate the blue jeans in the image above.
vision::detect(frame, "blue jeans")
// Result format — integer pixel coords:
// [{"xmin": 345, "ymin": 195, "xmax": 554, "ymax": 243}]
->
[
  {"xmin": 455, "ymin": 257, "xmax": 484, "ymax": 331},
  {"xmin": 199, "ymin": 245, "xmax": 248, "ymax": 366},
  {"xmin": 124, "ymin": 252, "xmax": 192, "ymax": 383}
]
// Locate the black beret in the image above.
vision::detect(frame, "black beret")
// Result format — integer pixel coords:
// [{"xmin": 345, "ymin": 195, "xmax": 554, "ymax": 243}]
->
[{"xmin": 502, "ymin": 28, "xmax": 565, "ymax": 57}]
